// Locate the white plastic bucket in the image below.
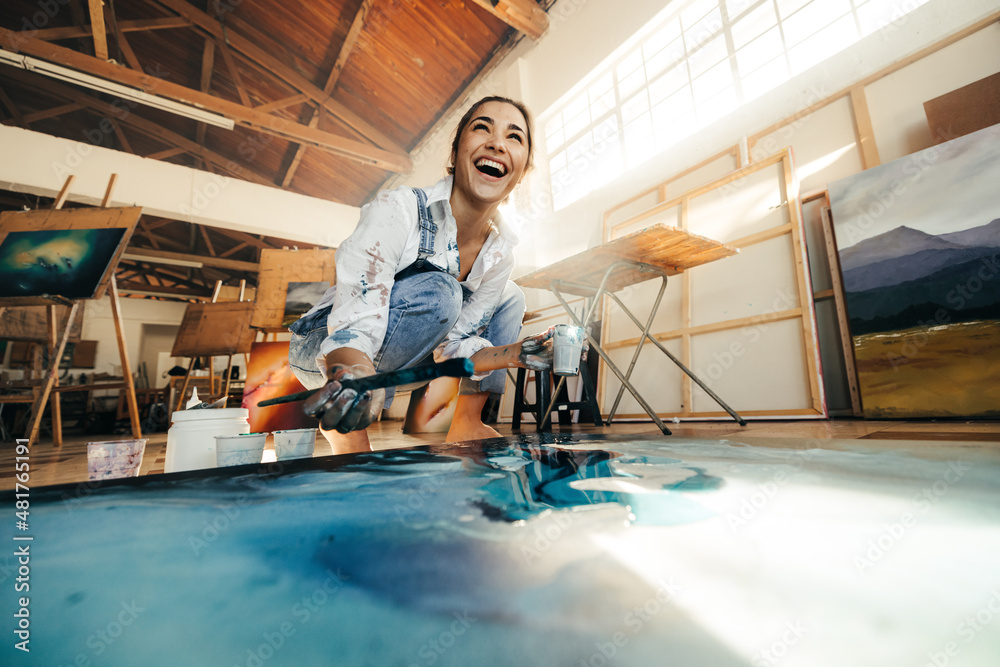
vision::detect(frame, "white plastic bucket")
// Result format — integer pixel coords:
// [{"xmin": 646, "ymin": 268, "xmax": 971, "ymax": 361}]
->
[{"xmin": 165, "ymin": 408, "xmax": 251, "ymax": 473}]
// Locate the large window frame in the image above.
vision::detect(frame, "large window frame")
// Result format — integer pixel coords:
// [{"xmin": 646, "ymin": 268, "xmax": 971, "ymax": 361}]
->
[{"xmin": 543, "ymin": 0, "xmax": 931, "ymax": 211}]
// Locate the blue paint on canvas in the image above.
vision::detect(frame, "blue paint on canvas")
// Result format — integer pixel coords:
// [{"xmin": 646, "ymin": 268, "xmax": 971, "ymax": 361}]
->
[{"xmin": 0, "ymin": 228, "xmax": 126, "ymax": 299}]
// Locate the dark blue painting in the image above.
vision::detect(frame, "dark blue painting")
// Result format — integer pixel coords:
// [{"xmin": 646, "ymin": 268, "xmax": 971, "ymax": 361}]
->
[{"xmin": 0, "ymin": 228, "xmax": 126, "ymax": 300}]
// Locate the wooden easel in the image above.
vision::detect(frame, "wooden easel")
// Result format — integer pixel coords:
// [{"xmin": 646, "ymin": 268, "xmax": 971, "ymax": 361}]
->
[
  {"xmin": 171, "ymin": 279, "xmax": 255, "ymax": 411},
  {"xmin": 0, "ymin": 175, "xmax": 143, "ymax": 445}
]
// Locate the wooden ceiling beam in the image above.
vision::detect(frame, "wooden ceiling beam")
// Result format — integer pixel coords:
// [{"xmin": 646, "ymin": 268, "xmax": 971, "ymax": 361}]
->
[
  {"xmin": 149, "ymin": 0, "xmax": 408, "ymax": 157},
  {"xmin": 0, "ymin": 85, "xmax": 27, "ymax": 127},
  {"xmin": 0, "ymin": 26, "xmax": 412, "ymax": 172},
  {"xmin": 20, "ymin": 102, "xmax": 84, "ymax": 123},
  {"xmin": 280, "ymin": 0, "xmax": 374, "ymax": 188},
  {"xmin": 209, "ymin": 227, "xmax": 280, "ymax": 252},
  {"xmin": 137, "ymin": 220, "xmax": 161, "ymax": 249},
  {"xmin": 105, "ymin": 7, "xmax": 143, "ymax": 71},
  {"xmin": 468, "ymin": 0, "xmax": 548, "ymax": 40},
  {"xmin": 218, "ymin": 241, "xmax": 249, "ymax": 258},
  {"xmin": 199, "ymin": 226, "xmax": 217, "ymax": 256},
  {"xmin": 144, "ymin": 147, "xmax": 185, "ymax": 160},
  {"xmin": 212, "ymin": 35, "xmax": 251, "ymax": 106},
  {"xmin": 27, "ymin": 17, "xmax": 193, "ymax": 42},
  {"xmin": 87, "ymin": 0, "xmax": 109, "ymax": 60},
  {"xmin": 110, "ymin": 118, "xmax": 133, "ymax": 153},
  {"xmin": 196, "ymin": 38, "xmax": 216, "ymax": 168},
  {"xmin": 254, "ymin": 94, "xmax": 308, "ymax": 113}
]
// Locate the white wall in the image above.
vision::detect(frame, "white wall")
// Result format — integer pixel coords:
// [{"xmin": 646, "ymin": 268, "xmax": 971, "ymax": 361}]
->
[{"xmin": 80, "ymin": 297, "xmax": 189, "ymax": 380}]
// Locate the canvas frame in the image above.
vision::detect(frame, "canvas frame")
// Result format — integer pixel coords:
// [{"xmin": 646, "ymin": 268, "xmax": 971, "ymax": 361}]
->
[
  {"xmin": 0, "ymin": 206, "xmax": 141, "ymax": 306},
  {"xmin": 600, "ymin": 149, "xmax": 826, "ymax": 421}
]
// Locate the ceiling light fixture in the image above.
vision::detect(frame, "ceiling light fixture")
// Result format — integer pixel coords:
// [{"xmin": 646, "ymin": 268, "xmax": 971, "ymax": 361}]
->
[
  {"xmin": 0, "ymin": 47, "xmax": 235, "ymax": 130},
  {"xmin": 121, "ymin": 252, "xmax": 204, "ymax": 269}
]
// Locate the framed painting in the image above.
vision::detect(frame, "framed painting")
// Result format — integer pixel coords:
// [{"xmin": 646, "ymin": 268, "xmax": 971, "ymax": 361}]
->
[
  {"xmin": 0, "ymin": 206, "xmax": 141, "ymax": 306},
  {"xmin": 828, "ymin": 124, "xmax": 1000, "ymax": 418}
]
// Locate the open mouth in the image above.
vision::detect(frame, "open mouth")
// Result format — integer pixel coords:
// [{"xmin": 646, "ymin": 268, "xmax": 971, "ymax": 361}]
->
[{"xmin": 475, "ymin": 157, "xmax": 507, "ymax": 178}]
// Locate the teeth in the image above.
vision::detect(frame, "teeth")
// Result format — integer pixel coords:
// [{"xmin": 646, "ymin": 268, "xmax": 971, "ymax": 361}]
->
[{"xmin": 475, "ymin": 158, "xmax": 507, "ymax": 176}]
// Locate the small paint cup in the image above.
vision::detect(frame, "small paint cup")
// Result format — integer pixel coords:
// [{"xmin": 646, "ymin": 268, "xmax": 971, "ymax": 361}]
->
[
  {"xmin": 87, "ymin": 439, "xmax": 147, "ymax": 481},
  {"xmin": 215, "ymin": 433, "xmax": 267, "ymax": 467},
  {"xmin": 273, "ymin": 428, "xmax": 316, "ymax": 461},
  {"xmin": 552, "ymin": 324, "xmax": 586, "ymax": 376}
]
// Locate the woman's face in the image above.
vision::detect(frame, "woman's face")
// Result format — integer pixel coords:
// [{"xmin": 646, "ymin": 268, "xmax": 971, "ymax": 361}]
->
[{"xmin": 452, "ymin": 100, "xmax": 530, "ymax": 208}]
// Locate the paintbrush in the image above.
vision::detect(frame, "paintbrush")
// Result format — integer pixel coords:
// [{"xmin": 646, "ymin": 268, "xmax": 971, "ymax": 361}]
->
[{"xmin": 256, "ymin": 358, "xmax": 476, "ymax": 407}]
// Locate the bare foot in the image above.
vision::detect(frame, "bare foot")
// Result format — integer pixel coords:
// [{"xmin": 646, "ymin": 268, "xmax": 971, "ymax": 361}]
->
[
  {"xmin": 319, "ymin": 427, "xmax": 371, "ymax": 455},
  {"xmin": 445, "ymin": 421, "xmax": 501, "ymax": 443}
]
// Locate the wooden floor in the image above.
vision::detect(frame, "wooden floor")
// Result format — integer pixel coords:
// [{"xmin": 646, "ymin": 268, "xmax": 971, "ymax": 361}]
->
[{"xmin": 3, "ymin": 417, "xmax": 1000, "ymax": 491}]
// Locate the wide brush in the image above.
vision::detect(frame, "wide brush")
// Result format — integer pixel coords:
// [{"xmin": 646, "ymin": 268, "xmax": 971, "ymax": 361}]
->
[{"xmin": 256, "ymin": 358, "xmax": 475, "ymax": 407}]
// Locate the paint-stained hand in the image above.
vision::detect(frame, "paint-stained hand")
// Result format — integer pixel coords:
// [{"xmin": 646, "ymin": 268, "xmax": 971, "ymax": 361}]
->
[
  {"xmin": 517, "ymin": 327, "xmax": 590, "ymax": 371},
  {"xmin": 302, "ymin": 364, "xmax": 386, "ymax": 433}
]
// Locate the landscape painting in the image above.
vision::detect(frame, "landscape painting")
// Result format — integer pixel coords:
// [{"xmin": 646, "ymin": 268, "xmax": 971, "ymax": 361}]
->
[
  {"xmin": 282, "ymin": 281, "xmax": 331, "ymax": 326},
  {"xmin": 828, "ymin": 123, "xmax": 1000, "ymax": 418},
  {"xmin": 0, "ymin": 228, "xmax": 126, "ymax": 300}
]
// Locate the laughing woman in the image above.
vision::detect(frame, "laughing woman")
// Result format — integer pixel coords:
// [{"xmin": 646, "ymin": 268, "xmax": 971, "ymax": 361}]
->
[{"xmin": 288, "ymin": 96, "xmax": 556, "ymax": 453}]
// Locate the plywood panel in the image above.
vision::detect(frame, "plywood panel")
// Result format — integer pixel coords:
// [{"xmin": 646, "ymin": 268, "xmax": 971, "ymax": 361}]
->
[
  {"xmin": 866, "ymin": 23, "xmax": 1000, "ymax": 163},
  {"xmin": 924, "ymin": 71, "xmax": 1000, "ymax": 143},
  {"xmin": 252, "ymin": 248, "xmax": 337, "ymax": 329},
  {"xmin": 516, "ymin": 224, "xmax": 737, "ymax": 296}
]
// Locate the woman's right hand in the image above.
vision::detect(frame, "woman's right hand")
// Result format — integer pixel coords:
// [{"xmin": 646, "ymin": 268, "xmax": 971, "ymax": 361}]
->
[{"xmin": 302, "ymin": 364, "xmax": 385, "ymax": 433}]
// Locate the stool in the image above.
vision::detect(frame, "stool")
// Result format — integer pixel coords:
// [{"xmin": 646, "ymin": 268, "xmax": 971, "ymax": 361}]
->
[{"xmin": 511, "ymin": 360, "xmax": 603, "ymax": 432}]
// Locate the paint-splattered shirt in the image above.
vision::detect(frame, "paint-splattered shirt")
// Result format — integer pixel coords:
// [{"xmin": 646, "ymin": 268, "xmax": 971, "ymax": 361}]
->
[{"xmin": 307, "ymin": 175, "xmax": 519, "ymax": 381}]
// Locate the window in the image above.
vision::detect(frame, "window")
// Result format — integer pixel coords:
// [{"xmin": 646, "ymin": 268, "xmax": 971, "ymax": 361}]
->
[{"xmin": 543, "ymin": 0, "xmax": 931, "ymax": 210}]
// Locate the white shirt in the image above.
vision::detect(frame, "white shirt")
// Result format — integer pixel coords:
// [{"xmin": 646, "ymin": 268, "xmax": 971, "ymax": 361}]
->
[{"xmin": 307, "ymin": 175, "xmax": 519, "ymax": 381}]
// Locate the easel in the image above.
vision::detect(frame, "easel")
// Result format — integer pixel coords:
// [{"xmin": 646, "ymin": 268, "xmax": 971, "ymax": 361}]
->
[
  {"xmin": 0, "ymin": 175, "xmax": 143, "ymax": 445},
  {"xmin": 171, "ymin": 280, "xmax": 255, "ymax": 411}
]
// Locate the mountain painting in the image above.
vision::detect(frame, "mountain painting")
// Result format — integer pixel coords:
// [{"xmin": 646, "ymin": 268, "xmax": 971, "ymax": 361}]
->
[{"xmin": 828, "ymin": 123, "xmax": 1000, "ymax": 419}]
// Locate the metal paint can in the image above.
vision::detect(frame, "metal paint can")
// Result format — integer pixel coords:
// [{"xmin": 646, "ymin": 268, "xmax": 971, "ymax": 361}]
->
[{"xmin": 552, "ymin": 324, "xmax": 586, "ymax": 376}]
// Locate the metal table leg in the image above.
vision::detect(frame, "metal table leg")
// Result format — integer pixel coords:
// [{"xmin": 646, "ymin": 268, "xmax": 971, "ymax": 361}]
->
[{"xmin": 539, "ymin": 259, "xmax": 746, "ymax": 432}]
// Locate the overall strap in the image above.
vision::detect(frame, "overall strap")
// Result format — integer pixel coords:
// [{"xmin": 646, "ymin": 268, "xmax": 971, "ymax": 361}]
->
[{"xmin": 412, "ymin": 187, "xmax": 437, "ymax": 269}]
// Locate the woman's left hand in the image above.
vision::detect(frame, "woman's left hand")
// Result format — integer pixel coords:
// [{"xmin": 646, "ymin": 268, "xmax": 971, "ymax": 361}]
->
[
  {"xmin": 517, "ymin": 326, "xmax": 589, "ymax": 371},
  {"xmin": 517, "ymin": 327, "xmax": 554, "ymax": 370}
]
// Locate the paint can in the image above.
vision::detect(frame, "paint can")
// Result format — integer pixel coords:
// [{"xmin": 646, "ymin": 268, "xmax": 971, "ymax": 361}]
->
[
  {"xmin": 552, "ymin": 324, "xmax": 586, "ymax": 376},
  {"xmin": 165, "ymin": 408, "xmax": 251, "ymax": 473}
]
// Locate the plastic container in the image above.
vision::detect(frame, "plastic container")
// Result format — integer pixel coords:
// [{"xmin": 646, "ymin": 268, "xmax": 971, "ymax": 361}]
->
[
  {"xmin": 165, "ymin": 407, "xmax": 251, "ymax": 473},
  {"xmin": 215, "ymin": 432, "xmax": 267, "ymax": 467},
  {"xmin": 273, "ymin": 428, "xmax": 317, "ymax": 461},
  {"xmin": 87, "ymin": 439, "xmax": 147, "ymax": 481}
]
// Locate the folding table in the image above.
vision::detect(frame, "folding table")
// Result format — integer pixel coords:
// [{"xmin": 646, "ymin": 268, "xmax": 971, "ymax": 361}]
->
[{"xmin": 515, "ymin": 223, "xmax": 747, "ymax": 435}]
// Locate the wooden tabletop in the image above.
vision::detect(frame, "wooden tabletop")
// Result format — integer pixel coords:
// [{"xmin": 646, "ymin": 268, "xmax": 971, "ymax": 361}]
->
[{"xmin": 515, "ymin": 224, "xmax": 738, "ymax": 295}]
